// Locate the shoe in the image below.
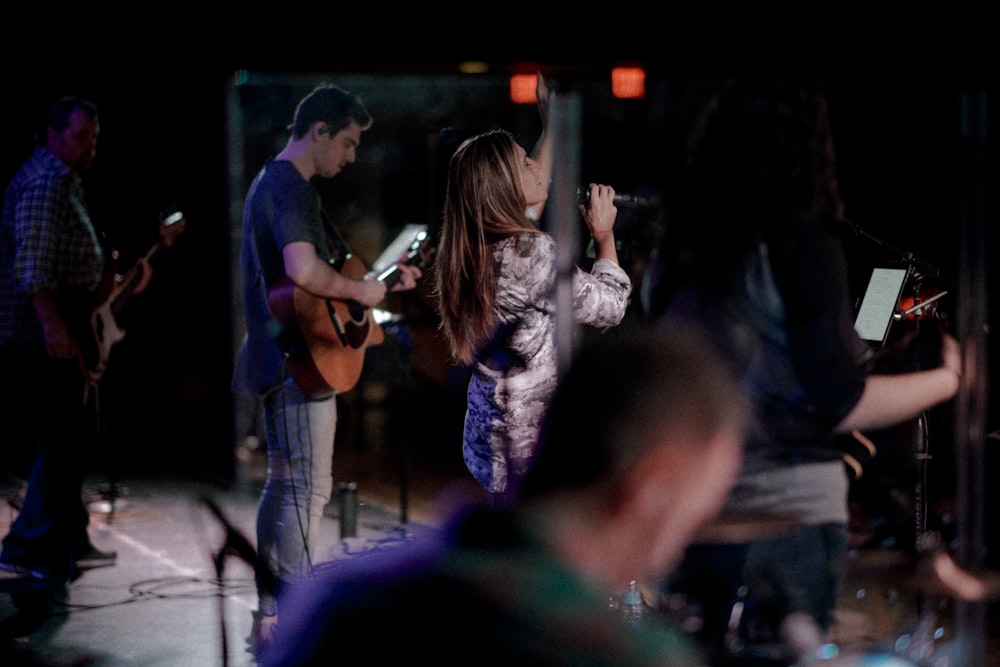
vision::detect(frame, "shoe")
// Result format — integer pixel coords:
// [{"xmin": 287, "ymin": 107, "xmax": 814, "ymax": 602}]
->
[
  {"xmin": 248, "ymin": 610, "xmax": 278, "ymax": 658},
  {"xmin": 0, "ymin": 560, "xmax": 30, "ymax": 580},
  {"xmin": 75, "ymin": 547, "xmax": 117, "ymax": 570},
  {"xmin": 0, "ymin": 558, "xmax": 71, "ymax": 583}
]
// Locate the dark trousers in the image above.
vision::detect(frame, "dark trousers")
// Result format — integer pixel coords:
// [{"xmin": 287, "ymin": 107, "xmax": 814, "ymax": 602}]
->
[
  {"xmin": 660, "ymin": 542, "xmax": 752, "ymax": 655},
  {"xmin": 0, "ymin": 343, "xmax": 99, "ymax": 572},
  {"xmin": 660, "ymin": 525, "xmax": 848, "ymax": 664}
]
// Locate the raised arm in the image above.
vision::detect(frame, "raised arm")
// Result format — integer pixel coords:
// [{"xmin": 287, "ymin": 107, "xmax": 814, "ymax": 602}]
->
[{"xmin": 526, "ymin": 72, "xmax": 554, "ymax": 221}]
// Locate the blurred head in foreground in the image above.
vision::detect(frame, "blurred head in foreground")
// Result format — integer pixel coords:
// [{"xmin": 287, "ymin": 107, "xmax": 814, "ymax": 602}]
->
[{"xmin": 517, "ymin": 323, "xmax": 748, "ymax": 588}]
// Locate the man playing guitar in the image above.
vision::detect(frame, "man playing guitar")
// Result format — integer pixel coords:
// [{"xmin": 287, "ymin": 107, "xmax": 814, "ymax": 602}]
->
[
  {"xmin": 0, "ymin": 96, "xmax": 169, "ymax": 582},
  {"xmin": 231, "ymin": 83, "xmax": 422, "ymax": 657}
]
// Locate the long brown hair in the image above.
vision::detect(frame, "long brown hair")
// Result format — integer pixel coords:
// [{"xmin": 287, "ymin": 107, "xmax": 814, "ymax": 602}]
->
[
  {"xmin": 647, "ymin": 76, "xmax": 845, "ymax": 314},
  {"xmin": 434, "ymin": 129, "xmax": 541, "ymax": 364}
]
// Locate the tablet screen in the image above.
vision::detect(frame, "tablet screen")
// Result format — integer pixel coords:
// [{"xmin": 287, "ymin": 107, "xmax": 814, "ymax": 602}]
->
[{"xmin": 854, "ymin": 267, "xmax": 908, "ymax": 344}]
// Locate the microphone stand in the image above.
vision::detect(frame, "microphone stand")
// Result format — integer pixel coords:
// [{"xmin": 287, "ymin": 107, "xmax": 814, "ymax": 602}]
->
[
  {"xmin": 838, "ymin": 216, "xmax": 953, "ymax": 291},
  {"xmin": 202, "ymin": 496, "xmax": 277, "ymax": 667},
  {"xmin": 212, "ymin": 530, "xmax": 229, "ymax": 667},
  {"xmin": 379, "ymin": 311, "xmax": 413, "ymax": 524},
  {"xmin": 87, "ymin": 379, "xmax": 123, "ymax": 520},
  {"xmin": 840, "ymin": 216, "xmax": 957, "ymax": 636}
]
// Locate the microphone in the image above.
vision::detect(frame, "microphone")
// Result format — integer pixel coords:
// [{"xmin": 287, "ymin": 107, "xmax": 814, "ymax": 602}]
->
[{"xmin": 576, "ymin": 187, "xmax": 656, "ymax": 208}]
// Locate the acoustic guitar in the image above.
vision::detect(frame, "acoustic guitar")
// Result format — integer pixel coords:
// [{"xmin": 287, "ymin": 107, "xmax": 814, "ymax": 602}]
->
[{"xmin": 267, "ymin": 227, "xmax": 432, "ymax": 398}]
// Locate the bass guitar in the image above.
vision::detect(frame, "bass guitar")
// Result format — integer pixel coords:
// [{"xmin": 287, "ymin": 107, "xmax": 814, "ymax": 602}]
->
[
  {"xmin": 65, "ymin": 210, "xmax": 186, "ymax": 383},
  {"xmin": 267, "ymin": 226, "xmax": 432, "ymax": 398}
]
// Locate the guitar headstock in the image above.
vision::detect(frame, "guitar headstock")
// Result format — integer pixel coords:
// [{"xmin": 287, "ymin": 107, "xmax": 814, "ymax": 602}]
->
[
  {"xmin": 406, "ymin": 228, "xmax": 435, "ymax": 269},
  {"xmin": 159, "ymin": 210, "xmax": 186, "ymax": 248}
]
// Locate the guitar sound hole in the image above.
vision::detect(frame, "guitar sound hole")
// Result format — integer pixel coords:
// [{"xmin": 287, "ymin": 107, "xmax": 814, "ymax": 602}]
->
[{"xmin": 347, "ymin": 300, "xmax": 364, "ymax": 322}]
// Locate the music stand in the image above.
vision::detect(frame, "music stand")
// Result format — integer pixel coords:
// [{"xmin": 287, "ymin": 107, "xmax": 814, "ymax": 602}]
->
[
  {"xmin": 369, "ymin": 223, "xmax": 428, "ymax": 525},
  {"xmin": 854, "ymin": 266, "xmax": 911, "ymax": 347},
  {"xmin": 854, "ymin": 262, "xmax": 951, "ymax": 554}
]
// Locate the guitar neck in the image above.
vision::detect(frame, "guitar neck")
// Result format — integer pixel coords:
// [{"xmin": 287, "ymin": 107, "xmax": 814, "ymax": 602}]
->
[
  {"xmin": 374, "ymin": 242, "xmax": 427, "ymax": 290},
  {"xmin": 375, "ymin": 263, "xmax": 404, "ymax": 290},
  {"xmin": 110, "ymin": 241, "xmax": 165, "ymax": 317}
]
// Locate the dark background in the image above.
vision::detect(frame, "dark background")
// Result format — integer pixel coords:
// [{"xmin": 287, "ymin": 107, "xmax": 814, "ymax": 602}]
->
[{"xmin": 0, "ymin": 9, "xmax": 996, "ymax": 502}]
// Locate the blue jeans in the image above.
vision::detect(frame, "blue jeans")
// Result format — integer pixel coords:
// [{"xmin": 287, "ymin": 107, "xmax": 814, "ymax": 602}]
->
[
  {"xmin": 744, "ymin": 523, "xmax": 849, "ymax": 635},
  {"xmin": 0, "ymin": 343, "xmax": 99, "ymax": 574},
  {"xmin": 255, "ymin": 376, "xmax": 336, "ymax": 615}
]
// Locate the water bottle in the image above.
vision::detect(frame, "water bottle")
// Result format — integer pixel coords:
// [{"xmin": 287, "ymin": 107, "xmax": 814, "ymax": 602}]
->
[
  {"xmin": 339, "ymin": 482, "xmax": 358, "ymax": 538},
  {"xmin": 620, "ymin": 579, "xmax": 646, "ymax": 628}
]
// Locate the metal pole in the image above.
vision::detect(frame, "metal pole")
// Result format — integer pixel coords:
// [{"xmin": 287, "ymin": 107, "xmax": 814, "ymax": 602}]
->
[
  {"xmin": 953, "ymin": 88, "xmax": 988, "ymax": 667},
  {"xmin": 548, "ymin": 91, "xmax": 582, "ymax": 379}
]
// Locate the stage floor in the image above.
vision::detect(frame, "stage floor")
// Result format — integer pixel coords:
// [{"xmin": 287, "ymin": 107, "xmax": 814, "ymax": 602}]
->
[
  {"xmin": 1, "ymin": 444, "xmax": 998, "ymax": 667},
  {"xmin": 0, "ymin": 441, "xmax": 476, "ymax": 667}
]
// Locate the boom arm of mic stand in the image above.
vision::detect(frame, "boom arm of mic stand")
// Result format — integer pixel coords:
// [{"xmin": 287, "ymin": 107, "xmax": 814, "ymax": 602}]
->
[
  {"xmin": 840, "ymin": 217, "xmax": 953, "ymax": 288},
  {"xmin": 894, "ymin": 290, "xmax": 950, "ymax": 320}
]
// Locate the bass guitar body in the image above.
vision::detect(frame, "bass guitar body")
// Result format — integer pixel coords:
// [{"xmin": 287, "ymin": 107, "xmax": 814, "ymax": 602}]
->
[{"xmin": 60, "ymin": 210, "xmax": 185, "ymax": 383}]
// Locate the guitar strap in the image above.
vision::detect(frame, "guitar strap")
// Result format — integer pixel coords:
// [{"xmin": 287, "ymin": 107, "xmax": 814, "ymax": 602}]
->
[
  {"xmin": 320, "ymin": 209, "xmax": 352, "ymax": 268},
  {"xmin": 70, "ymin": 185, "xmax": 105, "ymax": 258},
  {"xmin": 319, "ymin": 208, "xmax": 354, "ymax": 345}
]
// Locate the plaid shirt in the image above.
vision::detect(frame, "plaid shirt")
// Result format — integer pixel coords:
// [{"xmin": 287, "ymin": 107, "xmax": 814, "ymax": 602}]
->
[{"xmin": 0, "ymin": 146, "xmax": 106, "ymax": 344}]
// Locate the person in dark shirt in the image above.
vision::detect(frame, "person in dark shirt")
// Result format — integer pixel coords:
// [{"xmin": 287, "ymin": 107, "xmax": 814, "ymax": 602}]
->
[
  {"xmin": 231, "ymin": 82, "xmax": 422, "ymax": 655},
  {"xmin": 645, "ymin": 76, "xmax": 962, "ymax": 663}
]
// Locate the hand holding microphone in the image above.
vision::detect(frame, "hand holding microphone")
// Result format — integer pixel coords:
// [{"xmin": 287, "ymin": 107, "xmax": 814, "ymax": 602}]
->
[
  {"xmin": 577, "ymin": 185, "xmax": 656, "ymax": 208},
  {"xmin": 578, "ymin": 184, "xmax": 621, "ymax": 265},
  {"xmin": 578, "ymin": 184, "xmax": 618, "ymax": 241}
]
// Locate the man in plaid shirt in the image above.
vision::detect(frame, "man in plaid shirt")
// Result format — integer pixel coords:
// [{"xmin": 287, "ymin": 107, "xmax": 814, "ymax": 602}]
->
[{"xmin": 0, "ymin": 96, "xmax": 125, "ymax": 583}]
